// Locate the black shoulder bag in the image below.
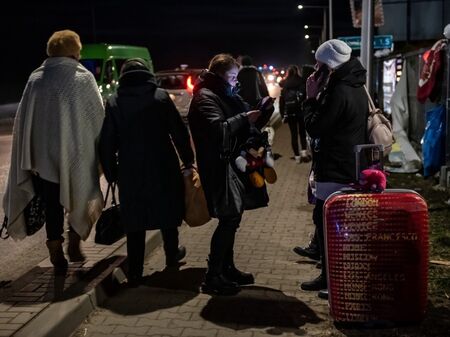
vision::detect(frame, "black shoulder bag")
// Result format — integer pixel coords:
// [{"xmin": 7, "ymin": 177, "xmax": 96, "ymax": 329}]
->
[{"xmin": 94, "ymin": 182, "xmax": 125, "ymax": 245}]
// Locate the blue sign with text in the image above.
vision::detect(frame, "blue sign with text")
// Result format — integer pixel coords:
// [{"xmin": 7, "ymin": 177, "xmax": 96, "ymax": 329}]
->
[{"xmin": 338, "ymin": 35, "xmax": 393, "ymax": 50}]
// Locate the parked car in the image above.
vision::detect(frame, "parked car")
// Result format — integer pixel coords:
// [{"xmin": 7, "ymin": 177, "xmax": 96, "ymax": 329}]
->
[{"xmin": 155, "ymin": 67, "xmax": 205, "ymax": 122}]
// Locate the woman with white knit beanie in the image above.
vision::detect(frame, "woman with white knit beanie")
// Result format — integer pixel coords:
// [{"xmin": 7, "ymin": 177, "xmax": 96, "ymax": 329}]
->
[{"xmin": 299, "ymin": 39, "xmax": 368, "ymax": 299}]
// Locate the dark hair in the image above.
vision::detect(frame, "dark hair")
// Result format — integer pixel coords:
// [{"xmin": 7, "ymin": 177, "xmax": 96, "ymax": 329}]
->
[
  {"xmin": 208, "ymin": 54, "xmax": 240, "ymax": 76},
  {"xmin": 286, "ymin": 65, "xmax": 300, "ymax": 77},
  {"xmin": 240, "ymin": 55, "xmax": 253, "ymax": 66},
  {"xmin": 301, "ymin": 65, "xmax": 315, "ymax": 79}
]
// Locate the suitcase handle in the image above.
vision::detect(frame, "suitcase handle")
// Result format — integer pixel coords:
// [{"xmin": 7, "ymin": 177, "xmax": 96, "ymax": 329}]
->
[{"xmin": 354, "ymin": 144, "xmax": 384, "ymax": 181}]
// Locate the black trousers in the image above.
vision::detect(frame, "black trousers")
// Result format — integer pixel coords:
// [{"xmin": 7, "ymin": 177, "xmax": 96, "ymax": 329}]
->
[
  {"xmin": 32, "ymin": 175, "xmax": 74, "ymax": 241},
  {"xmin": 208, "ymin": 215, "xmax": 241, "ymax": 275},
  {"xmin": 287, "ymin": 114, "xmax": 307, "ymax": 156},
  {"xmin": 126, "ymin": 227, "xmax": 179, "ymax": 279},
  {"xmin": 313, "ymin": 199, "xmax": 326, "ymax": 277}
]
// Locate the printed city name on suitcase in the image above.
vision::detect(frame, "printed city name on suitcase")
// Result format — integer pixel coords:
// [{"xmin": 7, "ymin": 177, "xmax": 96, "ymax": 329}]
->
[{"xmin": 324, "ymin": 191, "xmax": 429, "ymax": 324}]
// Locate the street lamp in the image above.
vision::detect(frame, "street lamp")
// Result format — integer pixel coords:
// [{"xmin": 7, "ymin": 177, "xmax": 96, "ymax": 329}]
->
[
  {"xmin": 305, "ymin": 34, "xmax": 310, "ymax": 39},
  {"xmin": 304, "ymin": 24, "xmax": 322, "ymax": 30},
  {"xmin": 297, "ymin": 1, "xmax": 333, "ymax": 40}
]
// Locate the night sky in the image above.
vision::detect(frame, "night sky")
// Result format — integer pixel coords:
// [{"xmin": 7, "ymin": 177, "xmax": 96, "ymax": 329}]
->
[{"xmin": 1, "ymin": 0, "xmax": 360, "ymax": 103}]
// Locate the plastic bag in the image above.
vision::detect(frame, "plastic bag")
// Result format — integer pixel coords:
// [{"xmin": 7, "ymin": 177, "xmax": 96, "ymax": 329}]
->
[{"xmin": 422, "ymin": 104, "xmax": 446, "ymax": 177}]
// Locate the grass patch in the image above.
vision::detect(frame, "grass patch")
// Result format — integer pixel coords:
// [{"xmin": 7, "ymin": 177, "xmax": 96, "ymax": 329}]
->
[{"xmin": 388, "ymin": 172, "xmax": 450, "ymax": 298}]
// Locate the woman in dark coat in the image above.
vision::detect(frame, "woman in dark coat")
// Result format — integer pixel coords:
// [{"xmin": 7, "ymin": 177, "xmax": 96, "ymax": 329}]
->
[
  {"xmin": 99, "ymin": 58, "xmax": 194, "ymax": 286},
  {"xmin": 279, "ymin": 65, "xmax": 310, "ymax": 163},
  {"xmin": 301, "ymin": 40, "xmax": 368, "ymax": 296},
  {"xmin": 188, "ymin": 54, "xmax": 273, "ymax": 295}
]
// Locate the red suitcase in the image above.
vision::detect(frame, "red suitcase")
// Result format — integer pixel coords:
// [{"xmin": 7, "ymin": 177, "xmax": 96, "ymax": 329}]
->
[{"xmin": 324, "ymin": 145, "xmax": 429, "ymax": 323}]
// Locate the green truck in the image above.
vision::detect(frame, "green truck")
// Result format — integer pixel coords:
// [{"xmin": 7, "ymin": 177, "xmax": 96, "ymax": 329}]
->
[{"xmin": 80, "ymin": 43, "xmax": 153, "ymax": 100}]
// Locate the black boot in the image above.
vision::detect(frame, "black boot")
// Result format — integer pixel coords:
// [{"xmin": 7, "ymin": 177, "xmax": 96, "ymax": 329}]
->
[
  {"xmin": 161, "ymin": 228, "xmax": 186, "ymax": 267},
  {"xmin": 201, "ymin": 256, "xmax": 240, "ymax": 295},
  {"xmin": 166, "ymin": 246, "xmax": 186, "ymax": 267},
  {"xmin": 126, "ymin": 231, "xmax": 145, "ymax": 287},
  {"xmin": 293, "ymin": 231, "xmax": 320, "ymax": 261},
  {"xmin": 223, "ymin": 251, "xmax": 254, "ymax": 286},
  {"xmin": 318, "ymin": 288, "xmax": 329, "ymax": 300},
  {"xmin": 300, "ymin": 273, "xmax": 327, "ymax": 291}
]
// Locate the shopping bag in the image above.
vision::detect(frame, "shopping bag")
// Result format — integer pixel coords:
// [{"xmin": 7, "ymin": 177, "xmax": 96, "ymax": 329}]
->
[
  {"xmin": 1, "ymin": 176, "xmax": 46, "ymax": 240},
  {"xmin": 183, "ymin": 168, "xmax": 211, "ymax": 227},
  {"xmin": 95, "ymin": 182, "xmax": 125, "ymax": 245}
]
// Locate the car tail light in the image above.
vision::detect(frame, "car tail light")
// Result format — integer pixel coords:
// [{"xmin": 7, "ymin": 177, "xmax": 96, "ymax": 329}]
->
[{"xmin": 186, "ymin": 76, "xmax": 194, "ymax": 92}]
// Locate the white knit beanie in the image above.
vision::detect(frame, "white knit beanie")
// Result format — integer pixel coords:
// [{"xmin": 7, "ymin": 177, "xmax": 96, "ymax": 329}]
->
[
  {"xmin": 444, "ymin": 23, "xmax": 450, "ymax": 39},
  {"xmin": 315, "ymin": 39, "xmax": 352, "ymax": 69}
]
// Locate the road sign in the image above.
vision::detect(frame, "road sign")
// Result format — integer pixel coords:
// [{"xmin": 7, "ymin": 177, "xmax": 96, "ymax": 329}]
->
[{"xmin": 338, "ymin": 35, "xmax": 393, "ymax": 50}]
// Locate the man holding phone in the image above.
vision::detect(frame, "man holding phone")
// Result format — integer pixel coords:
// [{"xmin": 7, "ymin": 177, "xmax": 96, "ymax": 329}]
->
[{"xmin": 300, "ymin": 39, "xmax": 368, "ymax": 299}]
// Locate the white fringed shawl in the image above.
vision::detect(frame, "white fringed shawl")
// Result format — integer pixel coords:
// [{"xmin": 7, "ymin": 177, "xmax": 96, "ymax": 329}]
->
[{"xmin": 3, "ymin": 57, "xmax": 104, "ymax": 240}]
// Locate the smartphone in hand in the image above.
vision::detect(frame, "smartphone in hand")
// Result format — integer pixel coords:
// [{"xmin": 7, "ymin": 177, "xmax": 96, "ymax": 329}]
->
[
  {"xmin": 313, "ymin": 64, "xmax": 329, "ymax": 81},
  {"xmin": 257, "ymin": 96, "xmax": 274, "ymax": 110}
]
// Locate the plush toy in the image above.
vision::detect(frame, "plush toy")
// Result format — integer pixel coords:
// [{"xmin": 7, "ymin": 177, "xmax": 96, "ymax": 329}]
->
[
  {"xmin": 235, "ymin": 131, "xmax": 277, "ymax": 188},
  {"xmin": 356, "ymin": 168, "xmax": 387, "ymax": 192}
]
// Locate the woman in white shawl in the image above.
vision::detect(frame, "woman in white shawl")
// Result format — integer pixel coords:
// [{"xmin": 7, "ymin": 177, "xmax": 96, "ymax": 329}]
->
[{"xmin": 2, "ymin": 30, "xmax": 104, "ymax": 274}]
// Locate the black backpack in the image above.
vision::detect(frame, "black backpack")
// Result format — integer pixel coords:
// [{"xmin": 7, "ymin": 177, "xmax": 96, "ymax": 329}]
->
[{"xmin": 283, "ymin": 87, "xmax": 304, "ymax": 109}]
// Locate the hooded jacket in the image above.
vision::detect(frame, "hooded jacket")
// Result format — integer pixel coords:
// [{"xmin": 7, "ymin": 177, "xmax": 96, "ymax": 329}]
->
[
  {"xmin": 304, "ymin": 57, "xmax": 368, "ymax": 183},
  {"xmin": 188, "ymin": 72, "xmax": 272, "ymax": 218},
  {"xmin": 237, "ymin": 66, "xmax": 269, "ymax": 108},
  {"xmin": 99, "ymin": 68, "xmax": 194, "ymax": 232}
]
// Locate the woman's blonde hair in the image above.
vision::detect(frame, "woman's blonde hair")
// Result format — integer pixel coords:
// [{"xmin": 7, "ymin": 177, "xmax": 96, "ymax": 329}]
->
[{"xmin": 46, "ymin": 30, "xmax": 82, "ymax": 59}]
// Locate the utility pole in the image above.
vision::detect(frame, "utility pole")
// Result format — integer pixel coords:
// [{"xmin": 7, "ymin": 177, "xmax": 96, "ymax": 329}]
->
[
  {"xmin": 360, "ymin": 0, "xmax": 374, "ymax": 95},
  {"xmin": 329, "ymin": 0, "xmax": 333, "ymax": 39}
]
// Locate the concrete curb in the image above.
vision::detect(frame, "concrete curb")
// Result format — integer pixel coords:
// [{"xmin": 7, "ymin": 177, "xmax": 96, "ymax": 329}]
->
[{"xmin": 13, "ymin": 230, "xmax": 163, "ymax": 337}]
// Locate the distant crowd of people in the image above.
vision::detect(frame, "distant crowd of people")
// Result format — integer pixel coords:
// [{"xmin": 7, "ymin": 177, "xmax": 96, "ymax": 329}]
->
[{"xmin": 3, "ymin": 29, "xmax": 368, "ymax": 299}]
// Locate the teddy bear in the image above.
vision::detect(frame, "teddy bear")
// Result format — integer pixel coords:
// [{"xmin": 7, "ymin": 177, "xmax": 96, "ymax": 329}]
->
[{"xmin": 235, "ymin": 131, "xmax": 277, "ymax": 188}]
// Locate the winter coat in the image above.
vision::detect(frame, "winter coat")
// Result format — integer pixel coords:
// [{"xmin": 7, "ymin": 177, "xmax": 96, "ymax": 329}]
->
[
  {"xmin": 237, "ymin": 66, "xmax": 269, "ymax": 108},
  {"xmin": 304, "ymin": 57, "xmax": 368, "ymax": 184},
  {"xmin": 99, "ymin": 70, "xmax": 194, "ymax": 233},
  {"xmin": 188, "ymin": 72, "xmax": 273, "ymax": 218},
  {"xmin": 279, "ymin": 75, "xmax": 306, "ymax": 118}
]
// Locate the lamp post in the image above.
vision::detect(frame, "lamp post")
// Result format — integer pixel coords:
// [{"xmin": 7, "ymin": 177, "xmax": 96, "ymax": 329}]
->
[
  {"xmin": 304, "ymin": 24, "xmax": 326, "ymax": 43},
  {"xmin": 304, "ymin": 34, "xmax": 321, "ymax": 61},
  {"xmin": 297, "ymin": 1, "xmax": 333, "ymax": 40},
  {"xmin": 360, "ymin": 0, "xmax": 374, "ymax": 95}
]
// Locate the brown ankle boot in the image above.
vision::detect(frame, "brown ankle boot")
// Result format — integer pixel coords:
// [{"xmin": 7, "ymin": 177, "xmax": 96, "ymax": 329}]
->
[
  {"xmin": 46, "ymin": 239, "xmax": 68, "ymax": 274},
  {"xmin": 67, "ymin": 231, "xmax": 86, "ymax": 262}
]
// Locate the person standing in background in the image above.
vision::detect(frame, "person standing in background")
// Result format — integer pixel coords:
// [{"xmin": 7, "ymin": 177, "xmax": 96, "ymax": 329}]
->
[
  {"xmin": 237, "ymin": 55, "xmax": 269, "ymax": 108},
  {"xmin": 279, "ymin": 65, "xmax": 311, "ymax": 163}
]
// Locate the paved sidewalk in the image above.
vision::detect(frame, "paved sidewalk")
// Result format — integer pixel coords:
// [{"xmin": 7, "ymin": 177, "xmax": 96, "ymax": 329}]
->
[
  {"xmin": 0, "ymin": 227, "xmax": 162, "ymax": 337},
  {"xmin": 71, "ymin": 124, "xmax": 337, "ymax": 337}
]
